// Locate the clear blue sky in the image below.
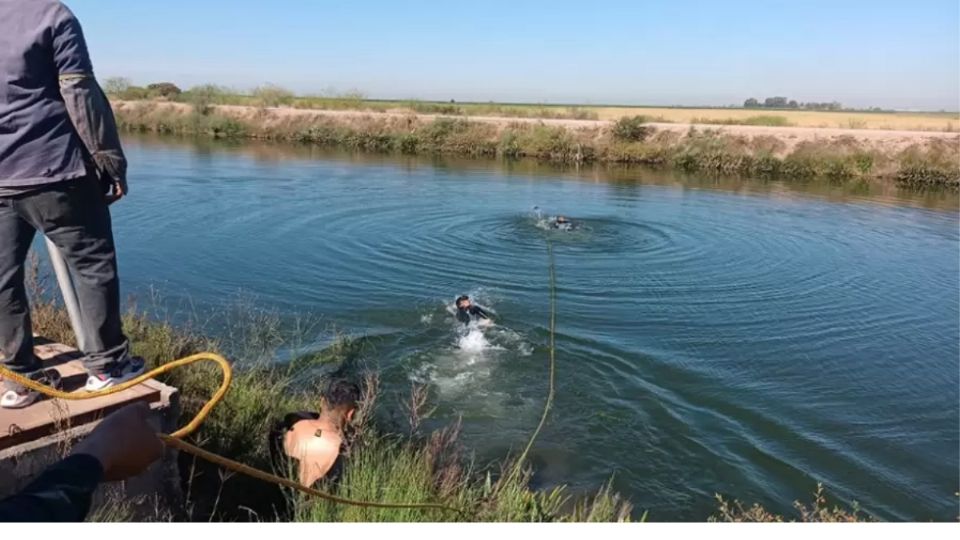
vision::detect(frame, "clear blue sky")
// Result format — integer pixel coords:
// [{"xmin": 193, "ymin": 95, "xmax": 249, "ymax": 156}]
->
[{"xmin": 68, "ymin": 0, "xmax": 959, "ymax": 110}]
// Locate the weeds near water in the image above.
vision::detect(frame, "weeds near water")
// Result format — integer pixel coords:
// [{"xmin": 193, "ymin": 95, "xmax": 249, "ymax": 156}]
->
[{"xmin": 710, "ymin": 483, "xmax": 871, "ymax": 522}]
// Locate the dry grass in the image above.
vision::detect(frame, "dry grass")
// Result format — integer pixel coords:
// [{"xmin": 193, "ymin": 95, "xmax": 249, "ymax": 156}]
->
[
  {"xmin": 710, "ymin": 483, "xmax": 871, "ymax": 522},
  {"xmin": 591, "ymin": 106, "xmax": 958, "ymax": 131}
]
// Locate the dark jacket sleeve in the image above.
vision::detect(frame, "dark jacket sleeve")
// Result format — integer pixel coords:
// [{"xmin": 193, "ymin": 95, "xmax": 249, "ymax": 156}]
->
[
  {"xmin": 471, "ymin": 306, "xmax": 491, "ymax": 320},
  {"xmin": 0, "ymin": 454, "xmax": 104, "ymax": 522},
  {"xmin": 53, "ymin": 3, "xmax": 128, "ymax": 191}
]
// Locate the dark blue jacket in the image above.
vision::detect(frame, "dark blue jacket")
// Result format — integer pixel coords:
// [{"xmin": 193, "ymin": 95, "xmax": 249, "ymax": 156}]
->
[{"xmin": 0, "ymin": 454, "xmax": 103, "ymax": 522}]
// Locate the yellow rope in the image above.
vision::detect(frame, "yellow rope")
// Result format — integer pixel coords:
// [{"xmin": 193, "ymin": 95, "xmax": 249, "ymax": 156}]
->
[
  {"xmin": 501, "ymin": 239, "xmax": 558, "ymax": 487},
  {"xmin": 0, "ymin": 353, "xmax": 461, "ymax": 516}
]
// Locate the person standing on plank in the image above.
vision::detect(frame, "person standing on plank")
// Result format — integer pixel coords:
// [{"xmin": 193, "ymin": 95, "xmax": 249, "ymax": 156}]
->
[{"xmin": 0, "ymin": 0, "xmax": 144, "ymax": 409}]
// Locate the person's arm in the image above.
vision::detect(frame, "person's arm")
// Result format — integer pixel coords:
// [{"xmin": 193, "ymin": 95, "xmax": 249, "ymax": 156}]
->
[
  {"xmin": 0, "ymin": 454, "xmax": 103, "ymax": 522},
  {"xmin": 52, "ymin": 4, "xmax": 127, "ymax": 201},
  {"xmin": 472, "ymin": 306, "xmax": 491, "ymax": 320},
  {"xmin": 0, "ymin": 404, "xmax": 163, "ymax": 522}
]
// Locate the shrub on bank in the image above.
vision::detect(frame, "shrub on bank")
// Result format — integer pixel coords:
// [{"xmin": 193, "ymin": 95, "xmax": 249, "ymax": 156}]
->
[
  {"xmin": 253, "ymin": 84, "xmax": 295, "ymax": 108},
  {"xmin": 611, "ymin": 116, "xmax": 654, "ymax": 142}
]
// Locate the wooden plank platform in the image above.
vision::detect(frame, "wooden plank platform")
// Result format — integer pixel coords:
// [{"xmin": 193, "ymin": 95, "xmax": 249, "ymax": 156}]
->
[{"xmin": 0, "ymin": 340, "xmax": 167, "ymax": 451}]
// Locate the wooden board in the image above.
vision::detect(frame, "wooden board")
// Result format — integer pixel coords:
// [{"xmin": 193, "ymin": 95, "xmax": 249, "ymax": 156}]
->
[{"xmin": 0, "ymin": 341, "xmax": 164, "ymax": 451}]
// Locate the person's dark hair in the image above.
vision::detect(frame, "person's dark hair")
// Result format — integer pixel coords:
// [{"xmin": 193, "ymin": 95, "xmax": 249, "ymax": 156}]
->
[
  {"xmin": 456, "ymin": 295, "xmax": 470, "ymax": 307},
  {"xmin": 322, "ymin": 379, "xmax": 361, "ymax": 410}
]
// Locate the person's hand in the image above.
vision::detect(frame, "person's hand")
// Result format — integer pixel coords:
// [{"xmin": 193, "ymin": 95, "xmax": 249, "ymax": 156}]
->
[
  {"xmin": 71, "ymin": 403, "xmax": 164, "ymax": 482},
  {"xmin": 103, "ymin": 177, "xmax": 126, "ymax": 205}
]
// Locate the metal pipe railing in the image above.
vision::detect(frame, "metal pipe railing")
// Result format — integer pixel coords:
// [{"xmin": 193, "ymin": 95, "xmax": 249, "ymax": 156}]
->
[{"xmin": 43, "ymin": 237, "xmax": 88, "ymax": 352}]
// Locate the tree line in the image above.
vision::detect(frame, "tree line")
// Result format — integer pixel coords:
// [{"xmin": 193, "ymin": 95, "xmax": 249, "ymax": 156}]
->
[
  {"xmin": 744, "ymin": 96, "xmax": 844, "ymax": 111},
  {"xmin": 742, "ymin": 97, "xmax": 887, "ymax": 112}
]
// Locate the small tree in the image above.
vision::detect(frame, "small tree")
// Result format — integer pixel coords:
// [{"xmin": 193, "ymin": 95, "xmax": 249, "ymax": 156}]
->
[
  {"xmin": 102, "ymin": 76, "xmax": 131, "ymax": 95},
  {"xmin": 185, "ymin": 84, "xmax": 227, "ymax": 115},
  {"xmin": 121, "ymin": 86, "xmax": 149, "ymax": 100},
  {"xmin": 252, "ymin": 83, "xmax": 294, "ymax": 107},
  {"xmin": 611, "ymin": 116, "xmax": 654, "ymax": 142},
  {"xmin": 340, "ymin": 89, "xmax": 367, "ymax": 109},
  {"xmin": 146, "ymin": 82, "xmax": 182, "ymax": 99}
]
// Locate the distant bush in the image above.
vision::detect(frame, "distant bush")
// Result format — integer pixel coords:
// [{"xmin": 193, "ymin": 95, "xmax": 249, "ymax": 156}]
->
[
  {"xmin": 564, "ymin": 107, "xmax": 599, "ymax": 120},
  {"xmin": 517, "ymin": 124, "xmax": 578, "ymax": 160},
  {"xmin": 102, "ymin": 76, "xmax": 132, "ymax": 95},
  {"xmin": 184, "ymin": 84, "xmax": 229, "ymax": 115},
  {"xmin": 119, "ymin": 86, "xmax": 150, "ymax": 100},
  {"xmin": 101, "ymin": 77, "xmax": 152, "ymax": 100},
  {"xmin": 403, "ymin": 100, "xmax": 463, "ymax": 115},
  {"xmin": 611, "ymin": 116, "xmax": 654, "ymax": 142},
  {"xmin": 252, "ymin": 83, "xmax": 295, "ymax": 107},
  {"xmin": 146, "ymin": 82, "xmax": 182, "ymax": 99}
]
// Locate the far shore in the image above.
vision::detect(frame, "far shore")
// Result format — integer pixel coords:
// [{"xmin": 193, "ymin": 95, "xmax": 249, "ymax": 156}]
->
[
  {"xmin": 111, "ymin": 100, "xmax": 960, "ymax": 188},
  {"xmin": 116, "ymin": 100, "xmax": 959, "ymax": 156}
]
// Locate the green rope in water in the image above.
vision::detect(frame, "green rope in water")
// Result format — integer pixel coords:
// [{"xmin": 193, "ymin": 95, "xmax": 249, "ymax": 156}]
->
[{"xmin": 502, "ymin": 238, "xmax": 557, "ymax": 487}]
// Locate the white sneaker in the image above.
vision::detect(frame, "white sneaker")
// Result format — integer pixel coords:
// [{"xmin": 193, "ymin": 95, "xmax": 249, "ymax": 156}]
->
[
  {"xmin": 1, "ymin": 370, "xmax": 62, "ymax": 409},
  {"xmin": 0, "ymin": 387, "xmax": 39, "ymax": 409},
  {"xmin": 85, "ymin": 358, "xmax": 146, "ymax": 392}
]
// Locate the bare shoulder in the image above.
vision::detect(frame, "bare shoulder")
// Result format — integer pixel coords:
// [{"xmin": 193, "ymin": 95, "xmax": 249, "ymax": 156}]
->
[{"xmin": 284, "ymin": 419, "xmax": 341, "ymax": 455}]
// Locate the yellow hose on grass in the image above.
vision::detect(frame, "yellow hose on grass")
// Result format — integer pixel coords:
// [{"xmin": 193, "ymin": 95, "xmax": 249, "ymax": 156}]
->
[{"xmin": 0, "ymin": 352, "xmax": 461, "ymax": 516}]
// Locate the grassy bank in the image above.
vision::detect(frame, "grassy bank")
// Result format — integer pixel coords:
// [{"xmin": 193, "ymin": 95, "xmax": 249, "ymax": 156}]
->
[{"xmin": 113, "ymin": 101, "xmax": 960, "ymax": 188}]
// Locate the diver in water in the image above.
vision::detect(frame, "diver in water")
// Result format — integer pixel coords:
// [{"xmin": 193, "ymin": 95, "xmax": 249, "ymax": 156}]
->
[
  {"xmin": 455, "ymin": 295, "xmax": 492, "ymax": 325},
  {"xmin": 552, "ymin": 215, "xmax": 578, "ymax": 231},
  {"xmin": 269, "ymin": 379, "xmax": 360, "ymax": 487}
]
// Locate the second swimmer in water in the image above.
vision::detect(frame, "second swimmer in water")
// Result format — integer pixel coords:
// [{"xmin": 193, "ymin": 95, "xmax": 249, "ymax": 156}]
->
[
  {"xmin": 455, "ymin": 295, "xmax": 492, "ymax": 326},
  {"xmin": 551, "ymin": 215, "xmax": 578, "ymax": 231}
]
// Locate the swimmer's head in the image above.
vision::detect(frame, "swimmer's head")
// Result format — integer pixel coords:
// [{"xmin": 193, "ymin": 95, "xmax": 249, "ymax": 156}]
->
[
  {"xmin": 556, "ymin": 215, "xmax": 570, "ymax": 224},
  {"xmin": 321, "ymin": 378, "xmax": 360, "ymax": 424},
  {"xmin": 456, "ymin": 295, "xmax": 471, "ymax": 309}
]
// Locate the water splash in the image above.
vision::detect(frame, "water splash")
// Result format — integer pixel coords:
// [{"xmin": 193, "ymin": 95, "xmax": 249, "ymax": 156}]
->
[{"xmin": 457, "ymin": 327, "xmax": 493, "ymax": 352}]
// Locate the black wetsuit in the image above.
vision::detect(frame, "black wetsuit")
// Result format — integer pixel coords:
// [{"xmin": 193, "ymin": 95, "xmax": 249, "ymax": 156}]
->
[
  {"xmin": 456, "ymin": 305, "xmax": 491, "ymax": 325},
  {"xmin": 268, "ymin": 411, "xmax": 346, "ymax": 485}
]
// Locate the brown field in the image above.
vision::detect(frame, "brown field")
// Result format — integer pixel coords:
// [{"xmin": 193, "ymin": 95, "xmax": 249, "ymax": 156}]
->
[{"xmin": 586, "ymin": 106, "xmax": 959, "ymax": 131}]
